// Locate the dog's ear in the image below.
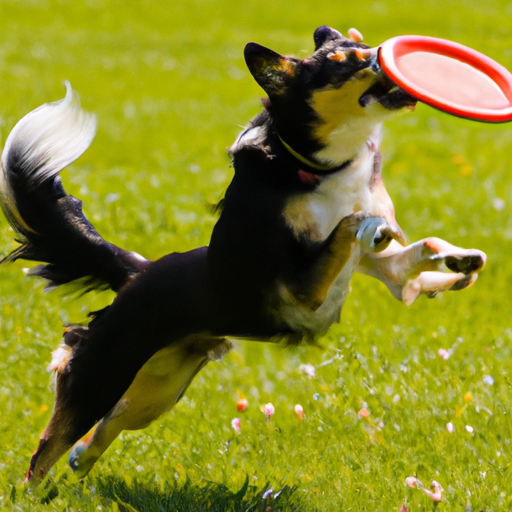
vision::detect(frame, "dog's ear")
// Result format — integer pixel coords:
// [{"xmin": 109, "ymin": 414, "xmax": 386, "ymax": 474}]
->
[
  {"xmin": 244, "ymin": 42, "xmax": 298, "ymax": 97},
  {"xmin": 313, "ymin": 25, "xmax": 344, "ymax": 50}
]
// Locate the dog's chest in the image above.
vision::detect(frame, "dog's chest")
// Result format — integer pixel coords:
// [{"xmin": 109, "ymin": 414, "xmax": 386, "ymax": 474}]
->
[
  {"xmin": 271, "ymin": 149, "xmax": 376, "ymax": 334},
  {"xmin": 283, "ymin": 149, "xmax": 375, "ymax": 242}
]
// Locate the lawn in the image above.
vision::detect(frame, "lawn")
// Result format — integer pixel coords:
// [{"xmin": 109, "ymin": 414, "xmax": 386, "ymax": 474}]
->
[{"xmin": 0, "ymin": 0, "xmax": 511, "ymax": 510}]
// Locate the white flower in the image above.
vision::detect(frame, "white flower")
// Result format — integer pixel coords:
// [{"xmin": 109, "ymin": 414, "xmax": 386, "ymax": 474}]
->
[
  {"xmin": 493, "ymin": 198, "xmax": 505, "ymax": 211},
  {"xmin": 483, "ymin": 375, "xmax": 494, "ymax": 386},
  {"xmin": 262, "ymin": 488, "xmax": 273, "ymax": 499},
  {"xmin": 299, "ymin": 363, "xmax": 316, "ymax": 378}
]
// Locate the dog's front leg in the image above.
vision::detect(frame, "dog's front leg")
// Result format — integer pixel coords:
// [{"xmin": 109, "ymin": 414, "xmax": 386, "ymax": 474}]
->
[
  {"xmin": 290, "ymin": 215, "xmax": 401, "ymax": 311},
  {"xmin": 357, "ymin": 237, "xmax": 487, "ymax": 305}
]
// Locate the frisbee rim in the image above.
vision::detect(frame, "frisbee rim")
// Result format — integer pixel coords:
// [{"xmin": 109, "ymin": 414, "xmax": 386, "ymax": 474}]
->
[{"xmin": 378, "ymin": 35, "xmax": 512, "ymax": 123}]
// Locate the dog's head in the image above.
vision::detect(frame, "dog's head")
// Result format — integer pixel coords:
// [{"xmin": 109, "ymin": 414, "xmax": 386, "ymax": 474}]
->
[{"xmin": 244, "ymin": 26, "xmax": 417, "ymax": 166}]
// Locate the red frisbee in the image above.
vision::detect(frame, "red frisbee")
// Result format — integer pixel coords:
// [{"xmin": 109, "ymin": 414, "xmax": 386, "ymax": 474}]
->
[{"xmin": 378, "ymin": 35, "xmax": 512, "ymax": 122}]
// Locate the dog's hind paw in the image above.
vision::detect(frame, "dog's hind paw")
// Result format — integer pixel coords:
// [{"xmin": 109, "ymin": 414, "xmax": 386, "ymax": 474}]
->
[{"xmin": 68, "ymin": 441, "xmax": 96, "ymax": 479}]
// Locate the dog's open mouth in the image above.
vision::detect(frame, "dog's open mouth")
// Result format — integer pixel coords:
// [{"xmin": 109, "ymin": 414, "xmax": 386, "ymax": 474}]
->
[{"xmin": 359, "ymin": 76, "xmax": 417, "ymax": 110}]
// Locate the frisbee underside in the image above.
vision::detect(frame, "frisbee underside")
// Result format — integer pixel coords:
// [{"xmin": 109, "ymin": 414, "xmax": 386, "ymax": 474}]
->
[{"xmin": 379, "ymin": 36, "xmax": 512, "ymax": 122}]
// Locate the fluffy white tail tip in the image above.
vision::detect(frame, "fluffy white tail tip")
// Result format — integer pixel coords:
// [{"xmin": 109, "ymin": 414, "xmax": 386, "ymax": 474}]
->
[{"xmin": 1, "ymin": 82, "xmax": 97, "ymax": 187}]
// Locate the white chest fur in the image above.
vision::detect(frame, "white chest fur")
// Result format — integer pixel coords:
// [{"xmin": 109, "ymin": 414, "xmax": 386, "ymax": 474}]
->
[
  {"xmin": 276, "ymin": 137, "xmax": 381, "ymax": 334},
  {"xmin": 283, "ymin": 145, "xmax": 376, "ymax": 243}
]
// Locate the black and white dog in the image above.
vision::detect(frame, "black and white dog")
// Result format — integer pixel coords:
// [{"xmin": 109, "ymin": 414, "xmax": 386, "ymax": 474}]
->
[{"xmin": 0, "ymin": 26, "xmax": 486, "ymax": 484}]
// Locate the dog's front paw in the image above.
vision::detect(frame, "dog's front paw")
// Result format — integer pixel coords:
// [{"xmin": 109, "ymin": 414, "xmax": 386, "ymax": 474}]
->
[
  {"xmin": 357, "ymin": 235, "xmax": 487, "ymax": 305},
  {"xmin": 422, "ymin": 238, "xmax": 486, "ymax": 274},
  {"xmin": 401, "ymin": 270, "xmax": 479, "ymax": 306},
  {"xmin": 399, "ymin": 238, "xmax": 486, "ymax": 305},
  {"xmin": 356, "ymin": 217, "xmax": 405, "ymax": 253}
]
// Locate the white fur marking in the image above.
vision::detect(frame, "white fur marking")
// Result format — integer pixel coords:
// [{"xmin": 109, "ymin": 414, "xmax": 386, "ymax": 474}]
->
[
  {"xmin": 1, "ymin": 81, "xmax": 97, "ymax": 187},
  {"xmin": 230, "ymin": 126, "xmax": 265, "ymax": 152},
  {"xmin": 47, "ymin": 344, "xmax": 72, "ymax": 373},
  {"xmin": 129, "ymin": 252, "xmax": 148, "ymax": 263},
  {"xmin": 314, "ymin": 120, "xmax": 384, "ymax": 167}
]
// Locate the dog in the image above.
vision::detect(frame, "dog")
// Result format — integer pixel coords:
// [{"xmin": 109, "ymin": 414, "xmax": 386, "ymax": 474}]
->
[{"xmin": 0, "ymin": 25, "xmax": 486, "ymax": 484}]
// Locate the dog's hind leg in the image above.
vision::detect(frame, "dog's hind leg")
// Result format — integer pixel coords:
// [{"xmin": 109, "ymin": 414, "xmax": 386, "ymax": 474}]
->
[
  {"xmin": 67, "ymin": 336, "xmax": 233, "ymax": 479},
  {"xmin": 25, "ymin": 327, "xmax": 95, "ymax": 484},
  {"xmin": 68, "ymin": 404, "xmax": 127, "ymax": 479},
  {"xmin": 26, "ymin": 349, "xmax": 145, "ymax": 486},
  {"xmin": 25, "ymin": 390, "xmax": 85, "ymax": 485}
]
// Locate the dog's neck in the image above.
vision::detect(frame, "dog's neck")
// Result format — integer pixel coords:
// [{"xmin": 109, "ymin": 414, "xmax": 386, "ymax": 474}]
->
[
  {"xmin": 312, "ymin": 119, "xmax": 384, "ymax": 167},
  {"xmin": 231, "ymin": 112, "xmax": 383, "ymax": 172},
  {"xmin": 276, "ymin": 133, "xmax": 353, "ymax": 174}
]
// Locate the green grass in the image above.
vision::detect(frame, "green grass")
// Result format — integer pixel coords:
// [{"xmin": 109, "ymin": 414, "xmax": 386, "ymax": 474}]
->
[{"xmin": 1, "ymin": 0, "xmax": 512, "ymax": 510}]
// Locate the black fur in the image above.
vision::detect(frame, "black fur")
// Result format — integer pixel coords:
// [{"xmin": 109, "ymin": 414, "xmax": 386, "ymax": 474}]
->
[
  {"xmin": 1, "ymin": 147, "xmax": 149, "ymax": 292},
  {"xmin": 244, "ymin": 27, "xmax": 380, "ymax": 160},
  {"xmin": 0, "ymin": 27, "xmax": 402, "ymax": 482},
  {"xmin": 0, "ymin": 25, "xmax": 483, "ymax": 483}
]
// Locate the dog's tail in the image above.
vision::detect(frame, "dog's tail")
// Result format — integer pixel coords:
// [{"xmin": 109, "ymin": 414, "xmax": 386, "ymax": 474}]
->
[{"xmin": 0, "ymin": 83, "xmax": 150, "ymax": 292}]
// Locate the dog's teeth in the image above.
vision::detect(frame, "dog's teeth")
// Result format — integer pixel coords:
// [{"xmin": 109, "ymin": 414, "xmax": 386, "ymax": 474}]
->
[{"xmin": 348, "ymin": 28, "xmax": 363, "ymax": 42}]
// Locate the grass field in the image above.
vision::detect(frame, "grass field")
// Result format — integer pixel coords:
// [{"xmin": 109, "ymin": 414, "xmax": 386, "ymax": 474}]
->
[{"xmin": 1, "ymin": 0, "xmax": 512, "ymax": 510}]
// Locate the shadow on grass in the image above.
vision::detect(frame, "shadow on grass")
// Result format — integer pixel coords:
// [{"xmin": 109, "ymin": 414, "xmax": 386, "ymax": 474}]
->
[{"xmin": 94, "ymin": 475, "xmax": 304, "ymax": 512}]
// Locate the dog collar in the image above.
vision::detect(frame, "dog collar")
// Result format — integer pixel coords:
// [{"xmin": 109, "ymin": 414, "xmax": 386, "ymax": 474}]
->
[{"xmin": 277, "ymin": 134, "xmax": 352, "ymax": 174}]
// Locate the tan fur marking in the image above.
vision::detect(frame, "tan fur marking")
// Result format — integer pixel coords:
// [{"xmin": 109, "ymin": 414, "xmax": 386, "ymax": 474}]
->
[
  {"xmin": 328, "ymin": 51, "xmax": 346, "ymax": 62},
  {"xmin": 280, "ymin": 58, "xmax": 297, "ymax": 76},
  {"xmin": 290, "ymin": 214, "xmax": 362, "ymax": 311},
  {"xmin": 282, "ymin": 200, "xmax": 324, "ymax": 242},
  {"xmin": 309, "ymin": 70, "xmax": 377, "ymax": 145}
]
